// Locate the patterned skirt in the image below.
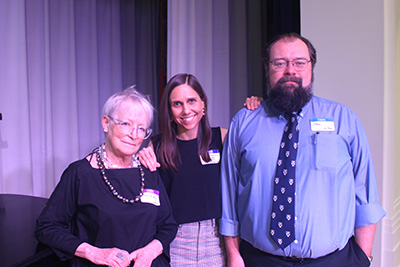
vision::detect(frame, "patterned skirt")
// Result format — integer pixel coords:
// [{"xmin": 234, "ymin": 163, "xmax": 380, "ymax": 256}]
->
[{"xmin": 170, "ymin": 218, "xmax": 226, "ymax": 267}]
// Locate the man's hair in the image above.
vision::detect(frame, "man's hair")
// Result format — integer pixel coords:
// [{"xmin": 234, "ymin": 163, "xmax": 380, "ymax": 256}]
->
[{"xmin": 262, "ymin": 32, "xmax": 317, "ymax": 73}]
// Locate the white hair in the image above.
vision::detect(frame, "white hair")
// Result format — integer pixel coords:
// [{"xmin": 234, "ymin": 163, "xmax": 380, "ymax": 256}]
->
[{"xmin": 102, "ymin": 86, "xmax": 154, "ymax": 127}]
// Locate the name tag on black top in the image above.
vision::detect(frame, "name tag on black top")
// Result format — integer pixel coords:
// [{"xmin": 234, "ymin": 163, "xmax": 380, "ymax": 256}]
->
[
  {"xmin": 141, "ymin": 189, "xmax": 160, "ymax": 206},
  {"xmin": 200, "ymin": 149, "xmax": 220, "ymax": 165}
]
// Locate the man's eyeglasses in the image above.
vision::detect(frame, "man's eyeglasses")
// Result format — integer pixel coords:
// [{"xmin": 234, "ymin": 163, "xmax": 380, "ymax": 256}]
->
[
  {"xmin": 108, "ymin": 116, "xmax": 152, "ymax": 139},
  {"xmin": 269, "ymin": 58, "xmax": 311, "ymax": 71}
]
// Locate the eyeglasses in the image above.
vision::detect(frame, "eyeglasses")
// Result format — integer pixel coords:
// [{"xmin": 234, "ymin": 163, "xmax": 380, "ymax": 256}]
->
[
  {"xmin": 108, "ymin": 116, "xmax": 152, "ymax": 139},
  {"xmin": 269, "ymin": 58, "xmax": 311, "ymax": 71}
]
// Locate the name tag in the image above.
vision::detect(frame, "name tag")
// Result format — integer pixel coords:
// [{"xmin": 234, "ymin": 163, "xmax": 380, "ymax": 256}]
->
[
  {"xmin": 200, "ymin": 149, "xmax": 220, "ymax": 165},
  {"xmin": 310, "ymin": 118, "xmax": 335, "ymax": 132},
  {"xmin": 140, "ymin": 189, "xmax": 160, "ymax": 206}
]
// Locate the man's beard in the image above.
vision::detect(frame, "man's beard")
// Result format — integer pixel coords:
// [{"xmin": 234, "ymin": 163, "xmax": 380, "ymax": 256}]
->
[{"xmin": 267, "ymin": 76, "xmax": 313, "ymax": 113}]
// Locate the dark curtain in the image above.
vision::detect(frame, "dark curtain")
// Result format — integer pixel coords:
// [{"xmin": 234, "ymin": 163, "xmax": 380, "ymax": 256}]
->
[
  {"xmin": 0, "ymin": 0, "xmax": 165, "ymax": 196},
  {"xmin": 120, "ymin": 0, "xmax": 165, "ymax": 133},
  {"xmin": 261, "ymin": 0, "xmax": 301, "ymax": 98},
  {"xmin": 229, "ymin": 0, "xmax": 300, "ymax": 115}
]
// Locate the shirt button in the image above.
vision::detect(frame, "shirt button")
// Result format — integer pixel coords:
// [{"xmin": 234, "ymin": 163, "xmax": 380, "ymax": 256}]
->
[{"xmin": 294, "ymin": 240, "xmax": 299, "ymax": 244}]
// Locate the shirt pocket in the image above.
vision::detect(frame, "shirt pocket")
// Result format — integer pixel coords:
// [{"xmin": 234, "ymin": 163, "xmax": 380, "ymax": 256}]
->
[{"xmin": 313, "ymin": 132, "xmax": 339, "ymax": 171}]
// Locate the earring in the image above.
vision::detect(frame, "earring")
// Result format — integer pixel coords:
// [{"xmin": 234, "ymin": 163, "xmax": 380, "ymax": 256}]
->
[{"xmin": 203, "ymin": 107, "xmax": 206, "ymax": 115}]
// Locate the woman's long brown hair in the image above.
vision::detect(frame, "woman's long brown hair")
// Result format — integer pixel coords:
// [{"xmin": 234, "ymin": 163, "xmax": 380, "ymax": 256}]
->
[{"xmin": 157, "ymin": 73, "xmax": 212, "ymax": 171}]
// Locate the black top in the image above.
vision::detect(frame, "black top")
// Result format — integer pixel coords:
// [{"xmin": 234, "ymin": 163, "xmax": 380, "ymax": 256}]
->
[
  {"xmin": 35, "ymin": 157, "xmax": 177, "ymax": 266},
  {"xmin": 153, "ymin": 127, "xmax": 223, "ymax": 224}
]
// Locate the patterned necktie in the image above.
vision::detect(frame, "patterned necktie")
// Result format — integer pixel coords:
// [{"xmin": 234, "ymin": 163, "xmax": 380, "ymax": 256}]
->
[{"xmin": 270, "ymin": 112, "xmax": 299, "ymax": 249}]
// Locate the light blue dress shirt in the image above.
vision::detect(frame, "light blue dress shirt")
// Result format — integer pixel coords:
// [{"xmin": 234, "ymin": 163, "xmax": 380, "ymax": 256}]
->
[{"xmin": 220, "ymin": 96, "xmax": 386, "ymax": 258}]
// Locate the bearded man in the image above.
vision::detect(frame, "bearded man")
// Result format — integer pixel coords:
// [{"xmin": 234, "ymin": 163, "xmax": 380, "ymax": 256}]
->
[{"xmin": 220, "ymin": 33, "xmax": 385, "ymax": 267}]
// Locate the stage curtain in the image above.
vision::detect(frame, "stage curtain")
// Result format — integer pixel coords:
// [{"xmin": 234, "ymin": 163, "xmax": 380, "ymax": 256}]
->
[
  {"xmin": 167, "ymin": 0, "xmax": 300, "ymax": 126},
  {"xmin": 0, "ymin": 0, "xmax": 161, "ymax": 197}
]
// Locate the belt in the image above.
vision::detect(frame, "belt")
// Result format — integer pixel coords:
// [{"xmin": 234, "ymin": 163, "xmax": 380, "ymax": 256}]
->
[
  {"xmin": 271, "ymin": 254, "xmax": 307, "ymax": 262},
  {"xmin": 271, "ymin": 247, "xmax": 340, "ymax": 262}
]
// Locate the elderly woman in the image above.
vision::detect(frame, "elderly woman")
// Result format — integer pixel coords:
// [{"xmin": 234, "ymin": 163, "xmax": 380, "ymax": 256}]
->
[{"xmin": 35, "ymin": 87, "xmax": 177, "ymax": 267}]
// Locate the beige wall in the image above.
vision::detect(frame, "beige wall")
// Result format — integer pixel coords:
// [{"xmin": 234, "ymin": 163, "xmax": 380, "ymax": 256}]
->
[
  {"xmin": 302, "ymin": 0, "xmax": 399, "ymax": 266},
  {"xmin": 382, "ymin": 0, "xmax": 400, "ymax": 266},
  {"xmin": 391, "ymin": 0, "xmax": 400, "ymax": 265}
]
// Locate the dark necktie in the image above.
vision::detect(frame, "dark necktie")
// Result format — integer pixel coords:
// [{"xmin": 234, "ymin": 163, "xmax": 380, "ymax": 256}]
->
[{"xmin": 270, "ymin": 112, "xmax": 299, "ymax": 249}]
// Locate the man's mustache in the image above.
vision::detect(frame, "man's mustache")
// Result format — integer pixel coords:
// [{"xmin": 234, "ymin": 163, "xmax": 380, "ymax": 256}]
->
[{"xmin": 277, "ymin": 76, "xmax": 302, "ymax": 86}]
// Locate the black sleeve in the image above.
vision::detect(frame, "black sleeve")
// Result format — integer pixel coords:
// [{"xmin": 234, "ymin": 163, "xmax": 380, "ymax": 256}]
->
[
  {"xmin": 34, "ymin": 162, "xmax": 83, "ymax": 261},
  {"xmin": 153, "ymin": 171, "xmax": 178, "ymax": 258}
]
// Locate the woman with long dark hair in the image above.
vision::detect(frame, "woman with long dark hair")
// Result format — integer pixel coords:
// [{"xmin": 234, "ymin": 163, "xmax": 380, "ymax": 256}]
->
[
  {"xmin": 152, "ymin": 73, "xmax": 227, "ymax": 266},
  {"xmin": 139, "ymin": 73, "xmax": 261, "ymax": 266}
]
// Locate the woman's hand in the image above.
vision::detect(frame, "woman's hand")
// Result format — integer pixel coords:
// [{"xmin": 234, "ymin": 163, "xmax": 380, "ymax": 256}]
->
[
  {"xmin": 75, "ymin": 242, "xmax": 131, "ymax": 267},
  {"xmin": 244, "ymin": 96, "xmax": 263, "ymax": 110},
  {"xmin": 130, "ymin": 240, "xmax": 163, "ymax": 267},
  {"xmin": 138, "ymin": 147, "xmax": 160, "ymax": 172}
]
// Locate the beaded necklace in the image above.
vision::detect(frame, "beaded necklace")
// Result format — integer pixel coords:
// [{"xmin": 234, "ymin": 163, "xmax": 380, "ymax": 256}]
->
[
  {"xmin": 95, "ymin": 144, "xmax": 145, "ymax": 204},
  {"xmin": 99, "ymin": 143, "xmax": 138, "ymax": 169}
]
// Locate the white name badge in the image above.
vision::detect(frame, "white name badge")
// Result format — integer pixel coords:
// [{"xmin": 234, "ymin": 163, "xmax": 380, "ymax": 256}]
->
[
  {"xmin": 200, "ymin": 149, "xmax": 220, "ymax": 165},
  {"xmin": 310, "ymin": 118, "xmax": 335, "ymax": 132},
  {"xmin": 140, "ymin": 189, "xmax": 160, "ymax": 206}
]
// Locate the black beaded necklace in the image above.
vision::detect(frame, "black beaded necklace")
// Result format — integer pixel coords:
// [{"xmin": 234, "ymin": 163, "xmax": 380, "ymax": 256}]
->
[{"xmin": 95, "ymin": 145, "xmax": 145, "ymax": 204}]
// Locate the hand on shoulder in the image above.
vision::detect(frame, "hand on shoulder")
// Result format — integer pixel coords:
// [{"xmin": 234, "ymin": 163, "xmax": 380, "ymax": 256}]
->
[
  {"xmin": 244, "ymin": 96, "xmax": 263, "ymax": 110},
  {"xmin": 138, "ymin": 145, "xmax": 160, "ymax": 172}
]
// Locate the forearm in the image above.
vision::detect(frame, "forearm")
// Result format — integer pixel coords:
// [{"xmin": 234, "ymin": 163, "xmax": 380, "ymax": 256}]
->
[
  {"xmin": 129, "ymin": 239, "xmax": 163, "ymax": 266},
  {"xmin": 224, "ymin": 236, "xmax": 244, "ymax": 267},
  {"xmin": 354, "ymin": 223, "xmax": 376, "ymax": 257},
  {"xmin": 143, "ymin": 239, "xmax": 163, "ymax": 259},
  {"xmin": 75, "ymin": 242, "xmax": 94, "ymax": 259},
  {"xmin": 75, "ymin": 242, "xmax": 104, "ymax": 263}
]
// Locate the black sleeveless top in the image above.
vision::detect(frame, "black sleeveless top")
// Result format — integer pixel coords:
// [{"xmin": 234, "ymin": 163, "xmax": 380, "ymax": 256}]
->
[{"xmin": 153, "ymin": 127, "xmax": 223, "ymax": 224}]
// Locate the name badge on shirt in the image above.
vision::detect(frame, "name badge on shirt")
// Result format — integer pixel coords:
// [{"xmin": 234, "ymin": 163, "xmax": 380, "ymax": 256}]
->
[
  {"xmin": 310, "ymin": 118, "xmax": 335, "ymax": 132},
  {"xmin": 140, "ymin": 189, "xmax": 160, "ymax": 206},
  {"xmin": 200, "ymin": 149, "xmax": 220, "ymax": 165}
]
